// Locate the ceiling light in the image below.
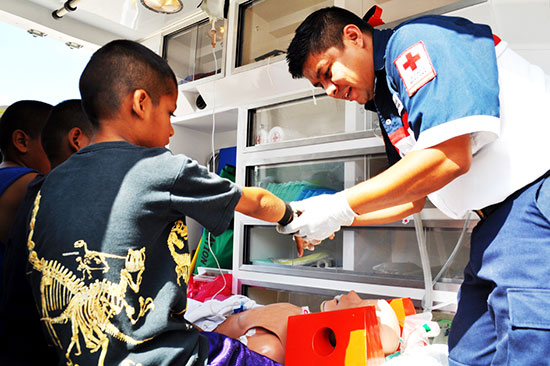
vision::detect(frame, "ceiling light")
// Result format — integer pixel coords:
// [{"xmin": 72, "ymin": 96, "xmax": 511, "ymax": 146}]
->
[
  {"xmin": 140, "ymin": 0, "xmax": 183, "ymax": 14},
  {"xmin": 27, "ymin": 29, "xmax": 47, "ymax": 38},
  {"xmin": 65, "ymin": 41, "xmax": 83, "ymax": 49}
]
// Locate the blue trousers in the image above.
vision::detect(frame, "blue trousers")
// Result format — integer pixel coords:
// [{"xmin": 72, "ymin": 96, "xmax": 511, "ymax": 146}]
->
[{"xmin": 449, "ymin": 173, "xmax": 550, "ymax": 366}]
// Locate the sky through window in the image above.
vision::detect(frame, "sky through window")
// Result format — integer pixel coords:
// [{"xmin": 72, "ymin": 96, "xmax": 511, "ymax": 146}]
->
[{"xmin": 0, "ymin": 20, "xmax": 93, "ymax": 110}]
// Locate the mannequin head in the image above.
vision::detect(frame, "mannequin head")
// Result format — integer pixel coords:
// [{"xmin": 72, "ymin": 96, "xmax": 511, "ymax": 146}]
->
[{"xmin": 322, "ymin": 290, "xmax": 401, "ymax": 355}]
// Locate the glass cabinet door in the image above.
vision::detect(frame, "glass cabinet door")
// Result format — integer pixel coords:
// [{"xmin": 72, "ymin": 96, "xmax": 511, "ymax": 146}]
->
[
  {"xmin": 248, "ymin": 95, "xmax": 376, "ymax": 147},
  {"xmin": 236, "ymin": 0, "xmax": 332, "ymax": 68},
  {"xmin": 242, "ymin": 221, "xmax": 471, "ymax": 286},
  {"xmin": 246, "ymin": 225, "xmax": 344, "ymax": 269},
  {"xmin": 351, "ymin": 224, "xmax": 470, "ymax": 284},
  {"xmin": 247, "ymin": 154, "xmax": 388, "ymax": 199},
  {"xmin": 242, "ymin": 154, "xmax": 472, "ymax": 286},
  {"xmin": 163, "ymin": 19, "xmax": 226, "ymax": 84}
]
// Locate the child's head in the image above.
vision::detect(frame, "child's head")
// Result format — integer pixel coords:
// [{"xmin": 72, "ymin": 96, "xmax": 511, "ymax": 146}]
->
[
  {"xmin": 79, "ymin": 39, "xmax": 177, "ymax": 148},
  {"xmin": 0, "ymin": 100, "xmax": 53, "ymax": 173},
  {"xmin": 41, "ymin": 99, "xmax": 94, "ymax": 169}
]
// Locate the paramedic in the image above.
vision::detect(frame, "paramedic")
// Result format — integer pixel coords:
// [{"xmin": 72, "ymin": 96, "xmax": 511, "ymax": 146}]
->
[{"xmin": 281, "ymin": 6, "xmax": 550, "ymax": 366}]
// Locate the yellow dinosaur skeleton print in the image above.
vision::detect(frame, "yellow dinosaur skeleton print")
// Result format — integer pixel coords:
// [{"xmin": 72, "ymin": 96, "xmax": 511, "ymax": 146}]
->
[
  {"xmin": 167, "ymin": 219, "xmax": 191, "ymax": 286},
  {"xmin": 67, "ymin": 239, "xmax": 134, "ymax": 280},
  {"xmin": 27, "ymin": 192, "xmax": 155, "ymax": 366}
]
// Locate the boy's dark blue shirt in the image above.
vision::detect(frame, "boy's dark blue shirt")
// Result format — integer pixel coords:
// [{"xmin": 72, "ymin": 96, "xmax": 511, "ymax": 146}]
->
[{"xmin": 26, "ymin": 141, "xmax": 241, "ymax": 366}]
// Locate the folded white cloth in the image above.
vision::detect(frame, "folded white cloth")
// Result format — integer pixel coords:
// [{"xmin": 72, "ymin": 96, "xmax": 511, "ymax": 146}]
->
[
  {"xmin": 238, "ymin": 328, "xmax": 257, "ymax": 345},
  {"xmin": 185, "ymin": 295, "xmax": 262, "ymax": 331},
  {"xmin": 385, "ymin": 344, "xmax": 449, "ymax": 366}
]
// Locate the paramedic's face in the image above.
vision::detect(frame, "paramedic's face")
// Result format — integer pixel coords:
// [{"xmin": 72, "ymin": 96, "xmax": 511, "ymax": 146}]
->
[
  {"xmin": 303, "ymin": 27, "xmax": 374, "ymax": 105},
  {"xmin": 148, "ymin": 89, "xmax": 177, "ymax": 147}
]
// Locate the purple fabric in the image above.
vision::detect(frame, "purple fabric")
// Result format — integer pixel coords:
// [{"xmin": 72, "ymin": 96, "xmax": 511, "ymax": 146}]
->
[{"xmin": 201, "ymin": 331, "xmax": 283, "ymax": 366}]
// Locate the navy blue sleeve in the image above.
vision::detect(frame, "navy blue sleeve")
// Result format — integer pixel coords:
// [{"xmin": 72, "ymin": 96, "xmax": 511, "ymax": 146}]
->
[
  {"xmin": 384, "ymin": 16, "xmax": 501, "ymax": 151},
  {"xmin": 170, "ymin": 156, "xmax": 241, "ymax": 236}
]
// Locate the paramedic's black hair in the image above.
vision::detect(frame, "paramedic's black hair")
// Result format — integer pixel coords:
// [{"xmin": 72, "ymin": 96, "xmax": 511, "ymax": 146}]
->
[
  {"xmin": 0, "ymin": 100, "xmax": 52, "ymax": 161},
  {"xmin": 286, "ymin": 6, "xmax": 373, "ymax": 79},
  {"xmin": 79, "ymin": 39, "xmax": 177, "ymax": 126},
  {"xmin": 41, "ymin": 99, "xmax": 94, "ymax": 163}
]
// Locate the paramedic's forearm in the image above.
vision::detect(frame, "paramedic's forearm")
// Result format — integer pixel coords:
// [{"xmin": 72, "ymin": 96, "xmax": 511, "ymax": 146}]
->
[
  {"xmin": 347, "ymin": 134, "xmax": 471, "ymax": 215},
  {"xmin": 235, "ymin": 186, "xmax": 286, "ymax": 223},
  {"xmin": 352, "ymin": 198, "xmax": 425, "ymax": 226}
]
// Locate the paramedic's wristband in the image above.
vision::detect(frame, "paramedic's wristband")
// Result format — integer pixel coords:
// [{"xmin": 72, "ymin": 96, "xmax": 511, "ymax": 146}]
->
[{"xmin": 278, "ymin": 202, "xmax": 294, "ymax": 226}]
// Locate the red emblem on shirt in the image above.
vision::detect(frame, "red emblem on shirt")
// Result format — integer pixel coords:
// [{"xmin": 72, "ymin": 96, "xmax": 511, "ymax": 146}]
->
[{"xmin": 394, "ymin": 41, "xmax": 436, "ymax": 97}]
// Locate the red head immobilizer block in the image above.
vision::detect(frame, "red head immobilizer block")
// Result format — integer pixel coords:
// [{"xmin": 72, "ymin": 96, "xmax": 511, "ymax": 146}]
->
[
  {"xmin": 388, "ymin": 297, "xmax": 416, "ymax": 332},
  {"xmin": 285, "ymin": 305, "xmax": 385, "ymax": 366}
]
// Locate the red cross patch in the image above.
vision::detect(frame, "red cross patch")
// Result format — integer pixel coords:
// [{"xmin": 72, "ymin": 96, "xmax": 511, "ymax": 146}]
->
[{"xmin": 393, "ymin": 41, "xmax": 436, "ymax": 97}]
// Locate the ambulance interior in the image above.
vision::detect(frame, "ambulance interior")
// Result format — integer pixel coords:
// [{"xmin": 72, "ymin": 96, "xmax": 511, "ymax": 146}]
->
[{"xmin": 1, "ymin": 0, "xmax": 549, "ymax": 364}]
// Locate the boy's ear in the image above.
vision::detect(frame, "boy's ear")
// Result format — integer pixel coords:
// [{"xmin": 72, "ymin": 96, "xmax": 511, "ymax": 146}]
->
[
  {"xmin": 12, "ymin": 129, "xmax": 30, "ymax": 153},
  {"xmin": 131, "ymin": 89, "xmax": 151, "ymax": 119},
  {"xmin": 68, "ymin": 127, "xmax": 85, "ymax": 152}
]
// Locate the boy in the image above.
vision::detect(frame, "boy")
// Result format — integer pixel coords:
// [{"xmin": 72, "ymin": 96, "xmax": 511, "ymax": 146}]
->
[
  {"xmin": 0, "ymin": 100, "xmax": 52, "ymax": 309},
  {"xmin": 0, "ymin": 99, "xmax": 93, "ymax": 365},
  {"xmin": 0, "ymin": 100, "xmax": 52, "ymax": 245},
  {"xmin": 40, "ymin": 99, "xmax": 94, "ymax": 170},
  {"xmin": 25, "ymin": 40, "xmax": 293, "ymax": 366}
]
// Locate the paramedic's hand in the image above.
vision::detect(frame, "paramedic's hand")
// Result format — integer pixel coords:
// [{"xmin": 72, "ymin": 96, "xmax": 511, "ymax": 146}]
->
[{"xmin": 278, "ymin": 192, "xmax": 358, "ymax": 242}]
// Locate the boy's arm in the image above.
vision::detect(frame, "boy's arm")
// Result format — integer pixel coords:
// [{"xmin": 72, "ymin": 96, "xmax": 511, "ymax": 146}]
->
[
  {"xmin": 235, "ymin": 186, "xmax": 312, "ymax": 256},
  {"xmin": 235, "ymin": 186, "xmax": 289, "ymax": 223}
]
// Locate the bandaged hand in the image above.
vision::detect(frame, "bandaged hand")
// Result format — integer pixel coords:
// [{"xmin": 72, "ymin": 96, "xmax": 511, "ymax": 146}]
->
[
  {"xmin": 277, "ymin": 192, "xmax": 358, "ymax": 242},
  {"xmin": 293, "ymin": 236, "xmax": 318, "ymax": 257}
]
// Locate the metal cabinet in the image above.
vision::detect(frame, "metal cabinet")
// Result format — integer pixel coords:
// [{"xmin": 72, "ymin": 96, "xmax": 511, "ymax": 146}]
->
[
  {"xmin": 232, "ymin": 93, "xmax": 475, "ymax": 312},
  {"xmin": 165, "ymin": 0, "xmax": 489, "ymax": 312}
]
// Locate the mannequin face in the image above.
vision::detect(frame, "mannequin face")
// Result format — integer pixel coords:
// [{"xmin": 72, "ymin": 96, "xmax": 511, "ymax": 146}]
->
[
  {"xmin": 322, "ymin": 290, "xmax": 374, "ymax": 312},
  {"xmin": 321, "ymin": 290, "xmax": 401, "ymax": 355}
]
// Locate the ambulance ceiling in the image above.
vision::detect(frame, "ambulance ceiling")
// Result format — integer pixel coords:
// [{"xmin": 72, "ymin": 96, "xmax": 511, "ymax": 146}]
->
[{"xmin": 0, "ymin": 0, "xmax": 204, "ymax": 47}]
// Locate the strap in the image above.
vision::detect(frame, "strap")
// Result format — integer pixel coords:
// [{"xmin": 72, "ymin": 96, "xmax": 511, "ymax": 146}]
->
[
  {"xmin": 278, "ymin": 202, "xmax": 294, "ymax": 226},
  {"xmin": 363, "ymin": 5, "xmax": 385, "ymax": 27}
]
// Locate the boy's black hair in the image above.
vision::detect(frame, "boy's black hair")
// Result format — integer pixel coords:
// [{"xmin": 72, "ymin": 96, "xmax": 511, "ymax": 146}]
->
[
  {"xmin": 286, "ymin": 6, "xmax": 373, "ymax": 79},
  {"xmin": 79, "ymin": 39, "xmax": 177, "ymax": 127},
  {"xmin": 0, "ymin": 100, "xmax": 53, "ymax": 161},
  {"xmin": 41, "ymin": 99, "xmax": 94, "ymax": 163}
]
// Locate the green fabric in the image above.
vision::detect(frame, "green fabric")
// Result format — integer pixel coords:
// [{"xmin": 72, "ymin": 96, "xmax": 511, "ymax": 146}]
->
[
  {"xmin": 194, "ymin": 229, "xmax": 234, "ymax": 273},
  {"xmin": 194, "ymin": 164, "xmax": 235, "ymax": 273}
]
